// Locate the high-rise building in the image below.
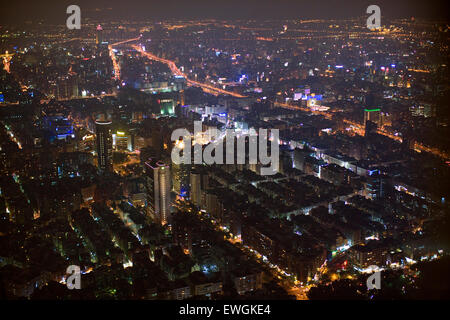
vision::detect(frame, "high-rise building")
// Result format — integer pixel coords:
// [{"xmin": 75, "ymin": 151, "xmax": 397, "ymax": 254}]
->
[
  {"xmin": 179, "ymin": 89, "xmax": 185, "ymax": 106},
  {"xmin": 172, "ymin": 162, "xmax": 190, "ymax": 198},
  {"xmin": 95, "ymin": 119, "xmax": 113, "ymax": 173},
  {"xmin": 160, "ymin": 98, "xmax": 175, "ymax": 116},
  {"xmin": 364, "ymin": 108, "xmax": 381, "ymax": 128},
  {"xmin": 145, "ymin": 158, "xmax": 171, "ymax": 225},
  {"xmin": 190, "ymin": 169, "xmax": 202, "ymax": 206},
  {"xmin": 364, "ymin": 120, "xmax": 378, "ymax": 137},
  {"xmin": 366, "ymin": 170, "xmax": 385, "ymax": 199},
  {"xmin": 95, "ymin": 24, "xmax": 103, "ymax": 45},
  {"xmin": 112, "ymin": 130, "xmax": 134, "ymax": 151},
  {"xmin": 151, "ymin": 123, "xmax": 164, "ymax": 159}
]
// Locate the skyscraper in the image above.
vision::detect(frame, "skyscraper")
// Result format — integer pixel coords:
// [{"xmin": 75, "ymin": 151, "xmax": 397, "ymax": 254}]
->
[
  {"xmin": 190, "ymin": 169, "xmax": 201, "ymax": 206},
  {"xmin": 364, "ymin": 108, "xmax": 381, "ymax": 128},
  {"xmin": 95, "ymin": 24, "xmax": 103, "ymax": 45},
  {"xmin": 364, "ymin": 120, "xmax": 378, "ymax": 137},
  {"xmin": 152, "ymin": 123, "xmax": 164, "ymax": 159},
  {"xmin": 172, "ymin": 162, "xmax": 190, "ymax": 198},
  {"xmin": 95, "ymin": 119, "xmax": 113, "ymax": 173},
  {"xmin": 366, "ymin": 171, "xmax": 385, "ymax": 199},
  {"xmin": 145, "ymin": 158, "xmax": 171, "ymax": 225}
]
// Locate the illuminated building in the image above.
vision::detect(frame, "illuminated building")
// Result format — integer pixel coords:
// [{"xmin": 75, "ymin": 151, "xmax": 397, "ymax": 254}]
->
[
  {"xmin": 293, "ymin": 92, "xmax": 302, "ymax": 101},
  {"xmin": 112, "ymin": 130, "xmax": 134, "ymax": 151},
  {"xmin": 57, "ymin": 152, "xmax": 93, "ymax": 178},
  {"xmin": 124, "ymin": 177, "xmax": 147, "ymax": 207},
  {"xmin": 409, "ymin": 103, "xmax": 435, "ymax": 118},
  {"xmin": 145, "ymin": 158, "xmax": 171, "ymax": 225},
  {"xmin": 364, "ymin": 108, "xmax": 381, "ymax": 127},
  {"xmin": 43, "ymin": 116, "xmax": 74, "ymax": 141},
  {"xmin": 95, "ymin": 24, "xmax": 103, "ymax": 45},
  {"xmin": 172, "ymin": 162, "xmax": 190, "ymax": 198},
  {"xmin": 365, "ymin": 170, "xmax": 385, "ymax": 199},
  {"xmin": 95, "ymin": 119, "xmax": 113, "ymax": 173},
  {"xmin": 179, "ymin": 89, "xmax": 185, "ymax": 106},
  {"xmin": 160, "ymin": 99, "xmax": 175, "ymax": 116},
  {"xmin": 306, "ymin": 94, "xmax": 323, "ymax": 108},
  {"xmin": 132, "ymin": 111, "xmax": 143, "ymax": 123},
  {"xmin": 234, "ymin": 272, "xmax": 263, "ymax": 295},
  {"xmin": 139, "ymin": 81, "xmax": 181, "ymax": 93}
]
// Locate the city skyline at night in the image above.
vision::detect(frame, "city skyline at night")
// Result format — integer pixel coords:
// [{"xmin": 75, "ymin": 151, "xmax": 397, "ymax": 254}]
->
[{"xmin": 0, "ymin": 0, "xmax": 449, "ymax": 311}]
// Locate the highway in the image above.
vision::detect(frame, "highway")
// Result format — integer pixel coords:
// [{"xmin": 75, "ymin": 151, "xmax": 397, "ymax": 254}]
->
[
  {"xmin": 108, "ymin": 37, "xmax": 142, "ymax": 80},
  {"xmin": 108, "ymin": 45, "xmax": 121, "ymax": 80},
  {"xmin": 275, "ymin": 102, "xmax": 450, "ymax": 161},
  {"xmin": 109, "ymin": 37, "xmax": 246, "ymax": 97},
  {"xmin": 131, "ymin": 44, "xmax": 246, "ymax": 98}
]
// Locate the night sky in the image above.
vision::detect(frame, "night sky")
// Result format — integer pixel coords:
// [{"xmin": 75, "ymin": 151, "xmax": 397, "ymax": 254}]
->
[{"xmin": 1, "ymin": 0, "xmax": 449, "ymax": 25}]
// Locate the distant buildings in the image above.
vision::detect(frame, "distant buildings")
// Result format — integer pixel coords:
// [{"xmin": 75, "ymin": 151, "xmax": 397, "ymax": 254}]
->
[{"xmin": 56, "ymin": 76, "xmax": 78, "ymax": 100}]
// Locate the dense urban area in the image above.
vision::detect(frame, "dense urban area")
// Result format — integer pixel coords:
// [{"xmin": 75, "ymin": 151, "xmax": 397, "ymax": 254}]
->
[{"xmin": 0, "ymin": 13, "xmax": 449, "ymax": 300}]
